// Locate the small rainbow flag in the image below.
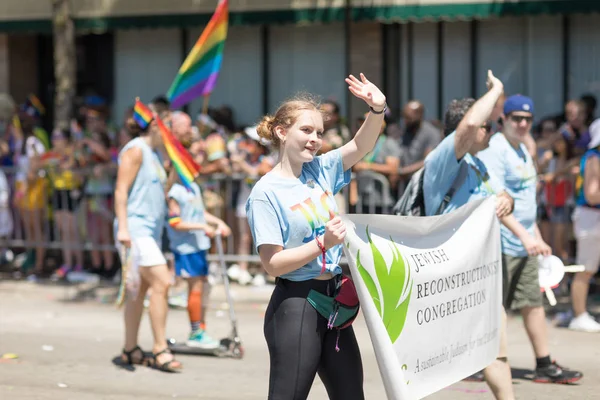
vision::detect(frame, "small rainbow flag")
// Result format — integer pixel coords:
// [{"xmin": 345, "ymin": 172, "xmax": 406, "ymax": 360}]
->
[
  {"xmin": 28, "ymin": 94, "xmax": 45, "ymax": 116},
  {"xmin": 133, "ymin": 98, "xmax": 153, "ymax": 130},
  {"xmin": 167, "ymin": 0, "xmax": 228, "ymax": 109},
  {"xmin": 156, "ymin": 117, "xmax": 201, "ymax": 191}
]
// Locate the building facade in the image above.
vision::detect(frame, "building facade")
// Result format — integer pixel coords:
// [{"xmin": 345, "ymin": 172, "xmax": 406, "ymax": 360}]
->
[{"xmin": 0, "ymin": 0, "xmax": 599, "ymax": 129}]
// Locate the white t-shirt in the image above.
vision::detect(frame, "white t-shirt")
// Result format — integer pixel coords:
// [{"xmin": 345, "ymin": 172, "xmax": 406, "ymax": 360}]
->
[{"xmin": 15, "ymin": 136, "xmax": 45, "ymax": 183}]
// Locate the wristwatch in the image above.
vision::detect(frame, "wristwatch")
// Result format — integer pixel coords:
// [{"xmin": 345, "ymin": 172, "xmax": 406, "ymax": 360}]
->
[{"xmin": 370, "ymin": 104, "xmax": 387, "ymax": 115}]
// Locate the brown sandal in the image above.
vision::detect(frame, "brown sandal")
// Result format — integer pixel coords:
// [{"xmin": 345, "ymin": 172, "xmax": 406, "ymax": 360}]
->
[
  {"xmin": 151, "ymin": 348, "xmax": 182, "ymax": 373},
  {"xmin": 121, "ymin": 345, "xmax": 149, "ymax": 366}
]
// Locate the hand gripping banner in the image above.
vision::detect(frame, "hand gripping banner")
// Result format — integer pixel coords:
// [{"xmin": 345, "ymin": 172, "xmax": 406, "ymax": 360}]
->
[{"xmin": 342, "ymin": 197, "xmax": 502, "ymax": 400}]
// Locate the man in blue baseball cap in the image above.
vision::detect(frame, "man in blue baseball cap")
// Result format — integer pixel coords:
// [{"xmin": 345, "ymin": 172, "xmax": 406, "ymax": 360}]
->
[{"xmin": 478, "ymin": 95, "xmax": 583, "ymax": 384}]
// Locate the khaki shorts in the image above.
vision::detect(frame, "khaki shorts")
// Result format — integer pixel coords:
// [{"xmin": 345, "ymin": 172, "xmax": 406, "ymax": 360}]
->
[{"xmin": 502, "ymin": 254, "xmax": 543, "ymax": 311}]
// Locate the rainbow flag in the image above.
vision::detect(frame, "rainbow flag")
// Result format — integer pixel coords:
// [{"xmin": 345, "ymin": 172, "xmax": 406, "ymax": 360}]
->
[
  {"xmin": 156, "ymin": 117, "xmax": 201, "ymax": 191},
  {"xmin": 133, "ymin": 98, "xmax": 153, "ymax": 130},
  {"xmin": 167, "ymin": 0, "xmax": 228, "ymax": 109},
  {"xmin": 28, "ymin": 94, "xmax": 45, "ymax": 116}
]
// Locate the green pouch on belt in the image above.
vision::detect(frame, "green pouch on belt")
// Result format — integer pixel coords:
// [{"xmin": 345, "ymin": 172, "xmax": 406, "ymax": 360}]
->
[{"xmin": 306, "ymin": 275, "xmax": 360, "ymax": 330}]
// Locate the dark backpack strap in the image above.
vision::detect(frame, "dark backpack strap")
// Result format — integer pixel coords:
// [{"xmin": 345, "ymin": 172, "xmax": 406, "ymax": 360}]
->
[
  {"xmin": 415, "ymin": 167, "xmax": 426, "ymax": 216},
  {"xmin": 435, "ymin": 161, "xmax": 469, "ymax": 215}
]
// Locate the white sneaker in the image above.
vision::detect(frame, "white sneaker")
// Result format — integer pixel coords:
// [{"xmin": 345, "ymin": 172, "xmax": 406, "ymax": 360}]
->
[
  {"xmin": 251, "ymin": 274, "xmax": 267, "ymax": 287},
  {"xmin": 168, "ymin": 293, "xmax": 188, "ymax": 308},
  {"xmin": 227, "ymin": 264, "xmax": 241, "ymax": 281},
  {"xmin": 568, "ymin": 312, "xmax": 600, "ymax": 333},
  {"xmin": 237, "ymin": 269, "xmax": 252, "ymax": 286}
]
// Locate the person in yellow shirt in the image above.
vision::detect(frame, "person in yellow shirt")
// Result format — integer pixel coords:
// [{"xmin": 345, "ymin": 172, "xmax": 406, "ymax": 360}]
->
[
  {"xmin": 44, "ymin": 129, "xmax": 84, "ymax": 280},
  {"xmin": 12, "ymin": 112, "xmax": 49, "ymax": 278}
]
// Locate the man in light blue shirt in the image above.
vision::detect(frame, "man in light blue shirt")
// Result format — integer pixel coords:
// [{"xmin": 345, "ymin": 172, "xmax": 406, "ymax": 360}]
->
[
  {"xmin": 478, "ymin": 95, "xmax": 582, "ymax": 384},
  {"xmin": 423, "ymin": 71, "xmax": 517, "ymax": 400}
]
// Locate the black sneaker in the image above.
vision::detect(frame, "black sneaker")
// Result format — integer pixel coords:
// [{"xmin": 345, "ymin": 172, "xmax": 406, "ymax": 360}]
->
[
  {"xmin": 533, "ymin": 361, "xmax": 583, "ymax": 384},
  {"xmin": 463, "ymin": 370, "xmax": 485, "ymax": 382}
]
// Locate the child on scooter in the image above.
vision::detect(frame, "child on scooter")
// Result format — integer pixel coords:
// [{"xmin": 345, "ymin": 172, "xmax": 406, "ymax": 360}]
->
[{"xmin": 166, "ymin": 169, "xmax": 231, "ymax": 349}]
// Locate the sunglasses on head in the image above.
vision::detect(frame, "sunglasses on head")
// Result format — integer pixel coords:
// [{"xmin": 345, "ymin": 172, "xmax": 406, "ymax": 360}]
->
[{"xmin": 509, "ymin": 115, "xmax": 533, "ymax": 124}]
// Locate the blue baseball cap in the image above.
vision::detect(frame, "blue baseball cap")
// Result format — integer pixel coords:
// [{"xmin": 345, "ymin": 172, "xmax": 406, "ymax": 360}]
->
[{"xmin": 503, "ymin": 95, "xmax": 534, "ymax": 115}]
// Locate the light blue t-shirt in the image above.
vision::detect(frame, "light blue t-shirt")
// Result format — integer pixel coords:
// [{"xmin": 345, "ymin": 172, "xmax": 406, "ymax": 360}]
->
[
  {"xmin": 478, "ymin": 133, "xmax": 538, "ymax": 257},
  {"xmin": 424, "ymin": 131, "xmax": 504, "ymax": 216},
  {"xmin": 246, "ymin": 150, "xmax": 351, "ymax": 281},
  {"xmin": 115, "ymin": 137, "xmax": 167, "ymax": 241},
  {"xmin": 167, "ymin": 182, "xmax": 211, "ymax": 254}
]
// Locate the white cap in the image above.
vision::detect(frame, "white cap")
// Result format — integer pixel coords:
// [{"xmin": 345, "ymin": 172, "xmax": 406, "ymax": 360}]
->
[
  {"xmin": 589, "ymin": 118, "xmax": 600, "ymax": 149},
  {"xmin": 244, "ymin": 126, "xmax": 270, "ymax": 146}
]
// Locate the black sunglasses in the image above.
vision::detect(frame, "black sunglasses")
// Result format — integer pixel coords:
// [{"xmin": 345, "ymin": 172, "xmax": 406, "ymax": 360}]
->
[{"xmin": 509, "ymin": 115, "xmax": 533, "ymax": 124}]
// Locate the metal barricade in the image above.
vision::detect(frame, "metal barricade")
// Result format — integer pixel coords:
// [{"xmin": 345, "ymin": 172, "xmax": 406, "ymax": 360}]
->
[{"xmin": 352, "ymin": 170, "xmax": 395, "ymax": 215}]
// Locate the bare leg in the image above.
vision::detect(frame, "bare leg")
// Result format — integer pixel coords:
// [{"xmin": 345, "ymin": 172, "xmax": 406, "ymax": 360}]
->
[
  {"xmin": 89, "ymin": 211, "xmax": 102, "ymax": 269},
  {"xmin": 123, "ymin": 278, "xmax": 150, "ymax": 351},
  {"xmin": 32, "ymin": 209, "xmax": 46, "ymax": 273},
  {"xmin": 101, "ymin": 217, "xmax": 114, "ymax": 269},
  {"xmin": 521, "ymin": 306, "xmax": 549, "ymax": 358},
  {"xmin": 553, "ymin": 223, "xmax": 567, "ymax": 261},
  {"xmin": 540, "ymin": 220, "xmax": 551, "ymax": 248},
  {"xmin": 484, "ymin": 307, "xmax": 515, "ymax": 400},
  {"xmin": 68, "ymin": 212, "xmax": 84, "ymax": 267},
  {"xmin": 484, "ymin": 360, "xmax": 515, "ymax": 400},
  {"xmin": 571, "ymin": 271, "xmax": 593, "ymax": 317},
  {"xmin": 55, "ymin": 211, "xmax": 72, "ymax": 267},
  {"xmin": 140, "ymin": 264, "xmax": 182, "ymax": 368},
  {"xmin": 21, "ymin": 210, "xmax": 35, "ymax": 271}
]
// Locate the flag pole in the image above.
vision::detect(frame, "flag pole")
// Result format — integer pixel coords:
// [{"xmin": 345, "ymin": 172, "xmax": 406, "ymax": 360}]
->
[{"xmin": 201, "ymin": 94, "xmax": 211, "ymax": 116}]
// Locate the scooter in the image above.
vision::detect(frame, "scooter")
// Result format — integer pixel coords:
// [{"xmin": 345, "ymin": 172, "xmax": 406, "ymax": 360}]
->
[{"xmin": 168, "ymin": 232, "xmax": 244, "ymax": 359}]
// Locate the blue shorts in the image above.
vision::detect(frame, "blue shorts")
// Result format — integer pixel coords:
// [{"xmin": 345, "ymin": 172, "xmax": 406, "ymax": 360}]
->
[{"xmin": 173, "ymin": 250, "xmax": 208, "ymax": 278}]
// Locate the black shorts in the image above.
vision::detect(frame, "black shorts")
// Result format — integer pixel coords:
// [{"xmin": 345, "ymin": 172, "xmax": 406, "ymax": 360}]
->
[{"xmin": 52, "ymin": 189, "xmax": 82, "ymax": 212}]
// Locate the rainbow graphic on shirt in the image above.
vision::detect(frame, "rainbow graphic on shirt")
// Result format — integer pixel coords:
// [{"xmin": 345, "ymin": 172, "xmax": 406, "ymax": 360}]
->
[
  {"xmin": 290, "ymin": 189, "xmax": 337, "ymax": 243},
  {"xmin": 514, "ymin": 163, "xmax": 537, "ymax": 192}
]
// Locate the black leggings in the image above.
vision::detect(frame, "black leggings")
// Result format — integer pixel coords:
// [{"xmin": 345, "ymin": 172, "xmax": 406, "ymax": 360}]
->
[{"xmin": 264, "ymin": 277, "xmax": 364, "ymax": 400}]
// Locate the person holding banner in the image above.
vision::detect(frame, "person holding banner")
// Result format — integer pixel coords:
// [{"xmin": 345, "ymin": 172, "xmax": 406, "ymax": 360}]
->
[
  {"xmin": 114, "ymin": 99, "xmax": 182, "ymax": 373},
  {"xmin": 246, "ymin": 73, "xmax": 386, "ymax": 399},
  {"xmin": 422, "ymin": 70, "xmax": 517, "ymax": 399},
  {"xmin": 478, "ymin": 95, "xmax": 583, "ymax": 384},
  {"xmin": 569, "ymin": 119, "xmax": 600, "ymax": 332}
]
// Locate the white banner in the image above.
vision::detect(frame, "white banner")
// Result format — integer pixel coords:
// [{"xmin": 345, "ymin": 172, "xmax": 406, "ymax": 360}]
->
[{"xmin": 342, "ymin": 197, "xmax": 502, "ymax": 400}]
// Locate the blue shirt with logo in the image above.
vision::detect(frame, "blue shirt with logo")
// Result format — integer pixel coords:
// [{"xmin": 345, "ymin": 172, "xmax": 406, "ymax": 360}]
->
[
  {"xmin": 246, "ymin": 150, "xmax": 350, "ymax": 281},
  {"xmin": 478, "ymin": 133, "xmax": 538, "ymax": 257}
]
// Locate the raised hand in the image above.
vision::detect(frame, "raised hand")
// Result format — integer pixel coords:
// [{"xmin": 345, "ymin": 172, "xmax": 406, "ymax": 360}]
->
[
  {"xmin": 345, "ymin": 73, "xmax": 386, "ymax": 111},
  {"xmin": 486, "ymin": 70, "xmax": 503, "ymax": 92}
]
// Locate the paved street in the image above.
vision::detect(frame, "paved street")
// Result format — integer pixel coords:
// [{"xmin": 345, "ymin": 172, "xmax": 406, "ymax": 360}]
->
[{"xmin": 0, "ymin": 278, "xmax": 598, "ymax": 400}]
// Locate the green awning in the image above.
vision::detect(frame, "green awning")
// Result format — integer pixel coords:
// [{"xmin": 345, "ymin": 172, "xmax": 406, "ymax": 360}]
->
[
  {"xmin": 0, "ymin": 0, "xmax": 598, "ymax": 33},
  {"xmin": 352, "ymin": 0, "xmax": 600, "ymax": 22}
]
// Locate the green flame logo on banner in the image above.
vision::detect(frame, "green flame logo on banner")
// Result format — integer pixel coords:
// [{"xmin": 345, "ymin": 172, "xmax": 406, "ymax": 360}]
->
[{"xmin": 353, "ymin": 227, "xmax": 413, "ymax": 344}]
